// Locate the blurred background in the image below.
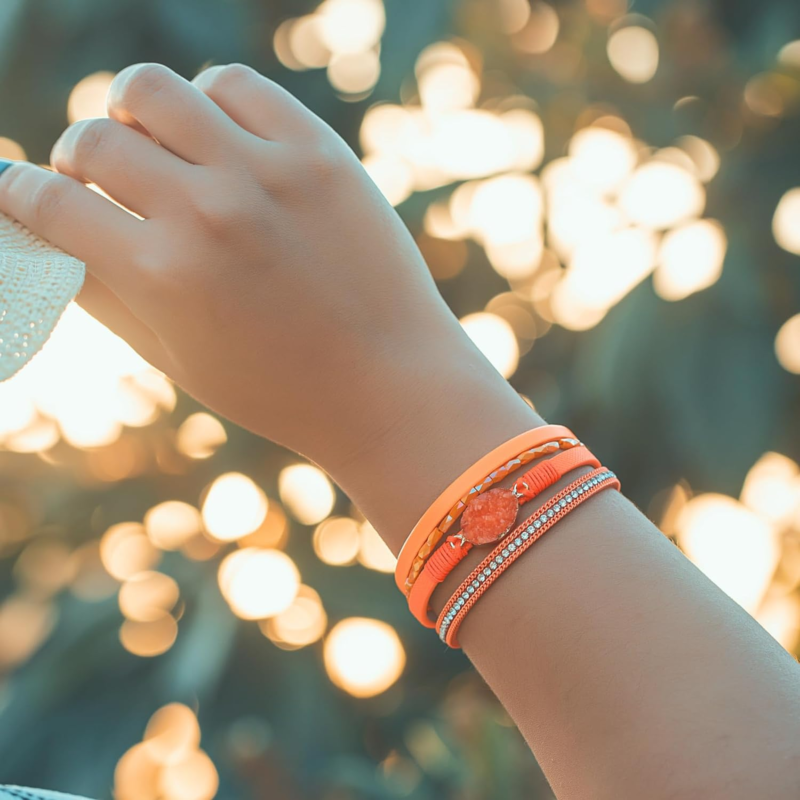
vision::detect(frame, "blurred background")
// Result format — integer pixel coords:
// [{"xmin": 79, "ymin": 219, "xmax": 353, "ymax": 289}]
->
[{"xmin": 1, "ymin": 0, "xmax": 800, "ymax": 797}]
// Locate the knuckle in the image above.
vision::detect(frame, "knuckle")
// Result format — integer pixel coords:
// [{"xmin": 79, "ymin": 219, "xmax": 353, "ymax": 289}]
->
[
  {"xmin": 68, "ymin": 118, "xmax": 113, "ymax": 163},
  {"xmin": 29, "ymin": 176, "xmax": 71, "ymax": 227},
  {"xmin": 304, "ymin": 142, "xmax": 349, "ymax": 183},
  {"xmin": 116, "ymin": 63, "xmax": 172, "ymax": 104},
  {"xmin": 189, "ymin": 190, "xmax": 239, "ymax": 231},
  {"xmin": 206, "ymin": 63, "xmax": 257, "ymax": 92},
  {"xmin": 128, "ymin": 236, "xmax": 172, "ymax": 280}
]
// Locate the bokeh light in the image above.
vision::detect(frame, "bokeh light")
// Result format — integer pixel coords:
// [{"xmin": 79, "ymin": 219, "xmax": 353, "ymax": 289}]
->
[
  {"xmin": 175, "ymin": 413, "xmax": 227, "ymax": 460},
  {"xmin": 119, "ymin": 613, "xmax": 179, "ymax": 657},
  {"xmin": 775, "ymin": 314, "xmax": 800, "ymax": 374},
  {"xmin": 513, "ymin": 2, "xmax": 560, "ymax": 55},
  {"xmin": 0, "ymin": 596, "xmax": 56, "ymax": 670},
  {"xmin": 1, "ymin": 305, "xmax": 175, "ymax": 450},
  {"xmin": 324, "ymin": 617, "xmax": 405, "ymax": 697},
  {"xmin": 116, "ymin": 705, "xmax": 218, "ymax": 800},
  {"xmin": 218, "ymin": 548, "xmax": 300, "ymax": 619},
  {"xmin": 676, "ymin": 494, "xmax": 779, "ymax": 613},
  {"xmin": 261, "ymin": 584, "xmax": 328, "ymax": 648},
  {"xmin": 460, "ymin": 313, "xmax": 520, "ymax": 378},
  {"xmin": 607, "ymin": 25, "xmax": 659, "ymax": 84},
  {"xmin": 67, "ymin": 71, "xmax": 115, "ymax": 123},
  {"xmin": 119, "ymin": 571, "xmax": 180, "ymax": 622},
  {"xmin": 145, "ymin": 501, "xmax": 204, "ymax": 551},
  {"xmin": 317, "ymin": 0, "xmax": 385, "ymax": 55},
  {"xmin": 202, "ymin": 473, "xmax": 268, "ymax": 542},
  {"xmin": 773, "ymin": 188, "xmax": 800, "ymax": 255},
  {"xmin": 313, "ymin": 517, "xmax": 361, "ymax": 565},
  {"xmin": 358, "ymin": 521, "xmax": 397, "ymax": 573},
  {"xmin": 144, "ymin": 704, "xmax": 201, "ymax": 766},
  {"xmin": 0, "ymin": 137, "xmax": 26, "ymax": 161},
  {"xmin": 619, "ymin": 162, "xmax": 705, "ymax": 229},
  {"xmin": 568, "ymin": 126, "xmax": 637, "ymax": 195},
  {"xmin": 279, "ymin": 464, "xmax": 336, "ymax": 525},
  {"xmin": 101, "ymin": 522, "xmax": 161, "ymax": 581},
  {"xmin": 159, "ymin": 749, "xmax": 219, "ymax": 800},
  {"xmin": 741, "ymin": 452, "xmax": 800, "ymax": 527},
  {"xmin": 654, "ymin": 219, "xmax": 727, "ymax": 301}
]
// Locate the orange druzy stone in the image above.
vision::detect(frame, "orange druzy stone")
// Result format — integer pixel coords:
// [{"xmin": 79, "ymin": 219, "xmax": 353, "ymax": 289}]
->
[{"xmin": 460, "ymin": 488, "xmax": 519, "ymax": 545}]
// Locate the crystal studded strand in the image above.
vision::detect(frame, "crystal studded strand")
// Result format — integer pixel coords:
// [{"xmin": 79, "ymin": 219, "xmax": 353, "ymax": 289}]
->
[{"xmin": 437, "ymin": 470, "xmax": 620, "ymax": 647}]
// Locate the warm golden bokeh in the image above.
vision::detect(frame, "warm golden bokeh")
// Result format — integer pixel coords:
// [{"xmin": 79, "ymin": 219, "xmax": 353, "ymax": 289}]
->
[
  {"xmin": 773, "ymin": 188, "xmax": 800, "ymax": 256},
  {"xmin": 67, "ymin": 70, "xmax": 115, "ymax": 123},
  {"xmin": 119, "ymin": 613, "xmax": 179, "ymax": 657},
  {"xmin": 119, "ymin": 571, "xmax": 180, "ymax": 622},
  {"xmin": 313, "ymin": 516, "xmax": 361, "ymax": 565},
  {"xmin": 654, "ymin": 219, "xmax": 727, "ymax": 301},
  {"xmin": 145, "ymin": 501, "xmax": 204, "ymax": 551},
  {"xmin": 607, "ymin": 25, "xmax": 659, "ymax": 84},
  {"xmin": 460, "ymin": 312, "xmax": 520, "ymax": 378},
  {"xmin": 0, "ymin": 305, "xmax": 175, "ymax": 451},
  {"xmin": 218, "ymin": 548, "xmax": 300, "ymax": 619},
  {"xmin": 278, "ymin": 464, "xmax": 336, "ymax": 525},
  {"xmin": 101, "ymin": 522, "xmax": 161, "ymax": 581},
  {"xmin": 676, "ymin": 494, "xmax": 779, "ymax": 614},
  {"xmin": 324, "ymin": 617, "xmax": 406, "ymax": 697},
  {"xmin": 202, "ymin": 473, "xmax": 268, "ymax": 542},
  {"xmin": 175, "ymin": 413, "xmax": 228, "ymax": 460},
  {"xmin": 0, "ymin": 136, "xmax": 26, "ymax": 161},
  {"xmin": 261, "ymin": 584, "xmax": 328, "ymax": 648},
  {"xmin": 116, "ymin": 704, "xmax": 218, "ymax": 800},
  {"xmin": 775, "ymin": 314, "xmax": 800, "ymax": 374}
]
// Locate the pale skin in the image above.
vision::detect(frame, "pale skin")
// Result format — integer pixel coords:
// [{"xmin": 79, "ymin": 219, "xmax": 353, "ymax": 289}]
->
[{"xmin": 1, "ymin": 63, "xmax": 799, "ymax": 798}]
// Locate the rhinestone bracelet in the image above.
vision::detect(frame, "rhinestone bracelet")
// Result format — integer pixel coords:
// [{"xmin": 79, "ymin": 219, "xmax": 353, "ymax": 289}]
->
[
  {"xmin": 407, "ymin": 444, "xmax": 600, "ymax": 628},
  {"xmin": 437, "ymin": 468, "xmax": 620, "ymax": 648}
]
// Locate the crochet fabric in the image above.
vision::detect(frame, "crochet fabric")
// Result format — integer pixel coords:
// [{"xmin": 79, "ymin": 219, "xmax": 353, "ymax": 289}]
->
[
  {"xmin": 0, "ymin": 212, "xmax": 85, "ymax": 382},
  {"xmin": 0, "ymin": 788, "xmax": 94, "ymax": 800}
]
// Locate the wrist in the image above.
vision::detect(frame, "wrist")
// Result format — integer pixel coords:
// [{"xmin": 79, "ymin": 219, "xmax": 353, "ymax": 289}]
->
[{"xmin": 314, "ymin": 318, "xmax": 545, "ymax": 553}]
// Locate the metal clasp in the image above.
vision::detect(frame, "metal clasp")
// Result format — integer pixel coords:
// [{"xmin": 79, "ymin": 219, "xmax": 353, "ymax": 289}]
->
[{"xmin": 448, "ymin": 533, "xmax": 467, "ymax": 549}]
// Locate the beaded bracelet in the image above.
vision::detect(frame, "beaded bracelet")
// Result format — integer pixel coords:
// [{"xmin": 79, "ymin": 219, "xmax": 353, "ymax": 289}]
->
[
  {"xmin": 407, "ymin": 445, "xmax": 600, "ymax": 627},
  {"xmin": 438, "ymin": 468, "xmax": 620, "ymax": 648},
  {"xmin": 397, "ymin": 426, "xmax": 580, "ymax": 595}
]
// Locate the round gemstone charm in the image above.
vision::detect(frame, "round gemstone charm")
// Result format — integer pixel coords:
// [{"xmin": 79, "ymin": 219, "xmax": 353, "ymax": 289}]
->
[{"xmin": 460, "ymin": 488, "xmax": 519, "ymax": 546}]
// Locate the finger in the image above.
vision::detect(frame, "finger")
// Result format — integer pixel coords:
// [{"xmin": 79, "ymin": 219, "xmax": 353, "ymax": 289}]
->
[
  {"xmin": 107, "ymin": 63, "xmax": 258, "ymax": 165},
  {"xmin": 51, "ymin": 118, "xmax": 196, "ymax": 218},
  {"xmin": 0, "ymin": 162, "xmax": 147, "ymax": 302},
  {"xmin": 194, "ymin": 63, "xmax": 327, "ymax": 143},
  {"xmin": 76, "ymin": 273, "xmax": 172, "ymax": 372}
]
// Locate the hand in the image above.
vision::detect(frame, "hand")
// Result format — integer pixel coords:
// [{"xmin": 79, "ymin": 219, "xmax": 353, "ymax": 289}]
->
[{"xmin": 0, "ymin": 63, "xmax": 538, "ymax": 544}]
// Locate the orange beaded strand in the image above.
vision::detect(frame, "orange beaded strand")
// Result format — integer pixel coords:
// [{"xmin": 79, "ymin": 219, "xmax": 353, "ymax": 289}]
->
[{"xmin": 402, "ymin": 436, "xmax": 581, "ymax": 593}]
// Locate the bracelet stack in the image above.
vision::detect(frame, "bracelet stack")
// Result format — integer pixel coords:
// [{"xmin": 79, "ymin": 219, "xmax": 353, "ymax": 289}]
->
[{"xmin": 394, "ymin": 426, "xmax": 620, "ymax": 649}]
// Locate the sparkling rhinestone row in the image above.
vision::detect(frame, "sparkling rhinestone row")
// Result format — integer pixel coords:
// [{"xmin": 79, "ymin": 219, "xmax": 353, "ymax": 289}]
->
[{"xmin": 438, "ymin": 470, "xmax": 617, "ymax": 644}]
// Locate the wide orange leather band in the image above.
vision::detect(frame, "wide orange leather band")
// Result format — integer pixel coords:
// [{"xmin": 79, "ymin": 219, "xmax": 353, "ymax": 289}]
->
[
  {"xmin": 394, "ymin": 425, "xmax": 575, "ymax": 592},
  {"xmin": 408, "ymin": 445, "xmax": 599, "ymax": 627}
]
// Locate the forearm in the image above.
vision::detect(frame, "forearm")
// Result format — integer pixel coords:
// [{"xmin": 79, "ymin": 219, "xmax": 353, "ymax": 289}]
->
[{"xmin": 320, "ymin": 339, "xmax": 800, "ymax": 800}]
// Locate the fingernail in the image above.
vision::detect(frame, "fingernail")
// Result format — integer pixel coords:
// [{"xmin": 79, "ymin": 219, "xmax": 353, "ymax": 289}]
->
[{"xmin": 0, "ymin": 159, "xmax": 16, "ymax": 178}]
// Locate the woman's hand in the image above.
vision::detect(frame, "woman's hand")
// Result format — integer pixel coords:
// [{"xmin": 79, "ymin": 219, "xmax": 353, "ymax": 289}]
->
[
  {"xmin": 1, "ymin": 64, "xmax": 442, "ymax": 454},
  {"xmin": 0, "ymin": 63, "xmax": 539, "ymax": 545}
]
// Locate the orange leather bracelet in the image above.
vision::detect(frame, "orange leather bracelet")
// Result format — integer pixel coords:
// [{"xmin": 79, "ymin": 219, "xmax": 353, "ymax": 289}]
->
[
  {"xmin": 394, "ymin": 425, "xmax": 576, "ymax": 593},
  {"xmin": 408, "ymin": 445, "xmax": 600, "ymax": 627},
  {"xmin": 438, "ymin": 468, "xmax": 620, "ymax": 648}
]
